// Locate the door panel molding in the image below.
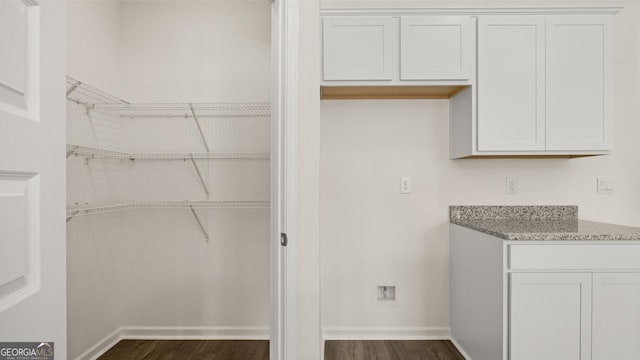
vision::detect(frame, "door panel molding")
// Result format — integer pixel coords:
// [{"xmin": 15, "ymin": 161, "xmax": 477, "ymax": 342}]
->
[
  {"xmin": 0, "ymin": 0, "xmax": 39, "ymax": 121},
  {"xmin": 0, "ymin": 172, "xmax": 40, "ymax": 313}
]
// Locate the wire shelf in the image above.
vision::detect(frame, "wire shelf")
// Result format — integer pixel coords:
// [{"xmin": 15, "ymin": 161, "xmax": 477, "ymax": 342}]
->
[
  {"xmin": 66, "ymin": 76, "xmax": 270, "ymax": 118},
  {"xmin": 67, "ymin": 144, "xmax": 270, "ymax": 161},
  {"xmin": 67, "ymin": 201, "xmax": 271, "ymax": 217},
  {"xmin": 66, "ymin": 76, "xmax": 130, "ymax": 106}
]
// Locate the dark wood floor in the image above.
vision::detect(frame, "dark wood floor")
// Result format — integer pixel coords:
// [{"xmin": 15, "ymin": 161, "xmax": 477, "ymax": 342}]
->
[
  {"xmin": 98, "ymin": 339, "xmax": 464, "ymax": 360},
  {"xmin": 98, "ymin": 340, "xmax": 269, "ymax": 360},
  {"xmin": 324, "ymin": 340, "xmax": 465, "ymax": 360}
]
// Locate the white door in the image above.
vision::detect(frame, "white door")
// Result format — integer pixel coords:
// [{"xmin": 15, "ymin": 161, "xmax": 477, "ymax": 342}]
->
[
  {"xmin": 322, "ymin": 16, "xmax": 395, "ymax": 81},
  {"xmin": 477, "ymin": 16, "xmax": 546, "ymax": 151},
  {"xmin": 271, "ymin": 0, "xmax": 297, "ymax": 359},
  {"xmin": 510, "ymin": 273, "xmax": 591, "ymax": 360},
  {"xmin": 0, "ymin": 0, "xmax": 66, "ymax": 358},
  {"xmin": 546, "ymin": 15, "xmax": 612, "ymax": 151},
  {"xmin": 592, "ymin": 273, "xmax": 640, "ymax": 360},
  {"xmin": 400, "ymin": 16, "xmax": 473, "ymax": 80}
]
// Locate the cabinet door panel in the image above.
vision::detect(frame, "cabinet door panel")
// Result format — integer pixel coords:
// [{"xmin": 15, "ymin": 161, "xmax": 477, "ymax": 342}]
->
[
  {"xmin": 477, "ymin": 16, "xmax": 546, "ymax": 151},
  {"xmin": 510, "ymin": 273, "xmax": 591, "ymax": 360},
  {"xmin": 400, "ymin": 16, "xmax": 472, "ymax": 80},
  {"xmin": 593, "ymin": 273, "xmax": 640, "ymax": 360},
  {"xmin": 323, "ymin": 17, "xmax": 395, "ymax": 81},
  {"xmin": 546, "ymin": 16, "xmax": 612, "ymax": 151}
]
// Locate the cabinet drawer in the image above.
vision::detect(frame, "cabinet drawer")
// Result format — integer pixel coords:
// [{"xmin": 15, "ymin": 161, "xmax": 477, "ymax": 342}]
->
[{"xmin": 509, "ymin": 244, "xmax": 640, "ymax": 270}]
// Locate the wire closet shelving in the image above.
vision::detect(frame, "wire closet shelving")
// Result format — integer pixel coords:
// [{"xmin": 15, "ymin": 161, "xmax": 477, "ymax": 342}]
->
[
  {"xmin": 66, "ymin": 201, "xmax": 270, "ymax": 241},
  {"xmin": 65, "ymin": 76, "xmax": 271, "ymax": 236},
  {"xmin": 66, "ymin": 144, "xmax": 270, "ymax": 161}
]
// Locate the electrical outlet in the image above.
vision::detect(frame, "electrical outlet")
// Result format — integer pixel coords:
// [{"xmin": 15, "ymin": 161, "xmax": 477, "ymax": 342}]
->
[
  {"xmin": 506, "ymin": 177, "xmax": 517, "ymax": 194},
  {"xmin": 597, "ymin": 176, "xmax": 614, "ymax": 195},
  {"xmin": 400, "ymin": 177, "xmax": 411, "ymax": 194}
]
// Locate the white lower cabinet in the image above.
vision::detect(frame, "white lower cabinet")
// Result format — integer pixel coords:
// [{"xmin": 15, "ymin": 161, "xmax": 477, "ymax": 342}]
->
[
  {"xmin": 510, "ymin": 273, "xmax": 592, "ymax": 360},
  {"xmin": 450, "ymin": 225, "xmax": 640, "ymax": 360},
  {"xmin": 592, "ymin": 273, "xmax": 640, "ymax": 360},
  {"xmin": 510, "ymin": 272, "xmax": 640, "ymax": 360}
]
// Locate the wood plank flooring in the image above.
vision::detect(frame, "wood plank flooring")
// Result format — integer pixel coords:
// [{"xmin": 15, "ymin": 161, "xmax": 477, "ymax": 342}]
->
[
  {"xmin": 98, "ymin": 339, "xmax": 464, "ymax": 360},
  {"xmin": 324, "ymin": 340, "xmax": 466, "ymax": 360},
  {"xmin": 98, "ymin": 340, "xmax": 269, "ymax": 360}
]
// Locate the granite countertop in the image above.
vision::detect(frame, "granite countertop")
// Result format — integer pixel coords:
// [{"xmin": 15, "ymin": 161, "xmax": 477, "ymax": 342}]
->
[{"xmin": 450, "ymin": 205, "xmax": 640, "ymax": 241}]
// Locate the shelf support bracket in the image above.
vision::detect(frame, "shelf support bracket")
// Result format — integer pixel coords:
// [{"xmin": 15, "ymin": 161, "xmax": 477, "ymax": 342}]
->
[
  {"xmin": 66, "ymin": 150, "xmax": 74, "ymax": 159},
  {"xmin": 190, "ymin": 103, "xmax": 211, "ymax": 153},
  {"xmin": 66, "ymin": 82, "xmax": 80, "ymax": 97},
  {"xmin": 66, "ymin": 211, "xmax": 79, "ymax": 224},
  {"xmin": 189, "ymin": 155, "xmax": 210, "ymax": 198},
  {"xmin": 189, "ymin": 205, "xmax": 210, "ymax": 242}
]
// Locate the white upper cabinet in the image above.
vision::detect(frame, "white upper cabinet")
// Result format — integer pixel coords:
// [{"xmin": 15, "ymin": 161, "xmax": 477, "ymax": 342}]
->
[
  {"xmin": 400, "ymin": 16, "xmax": 473, "ymax": 80},
  {"xmin": 455, "ymin": 13, "xmax": 614, "ymax": 157},
  {"xmin": 320, "ymin": 8, "xmax": 618, "ymax": 158},
  {"xmin": 322, "ymin": 17, "xmax": 395, "ymax": 81},
  {"xmin": 321, "ymin": 15, "xmax": 474, "ymax": 85},
  {"xmin": 546, "ymin": 15, "xmax": 612, "ymax": 151},
  {"xmin": 477, "ymin": 16, "xmax": 546, "ymax": 151}
]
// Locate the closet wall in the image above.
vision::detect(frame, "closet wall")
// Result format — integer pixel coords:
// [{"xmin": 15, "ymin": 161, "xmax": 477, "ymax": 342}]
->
[{"xmin": 66, "ymin": 2, "xmax": 271, "ymax": 359}]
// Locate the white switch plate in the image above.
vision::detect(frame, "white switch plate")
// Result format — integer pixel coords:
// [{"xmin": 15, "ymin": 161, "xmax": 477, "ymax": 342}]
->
[
  {"xmin": 506, "ymin": 177, "xmax": 517, "ymax": 194},
  {"xmin": 400, "ymin": 177, "xmax": 411, "ymax": 194},
  {"xmin": 597, "ymin": 176, "xmax": 614, "ymax": 195}
]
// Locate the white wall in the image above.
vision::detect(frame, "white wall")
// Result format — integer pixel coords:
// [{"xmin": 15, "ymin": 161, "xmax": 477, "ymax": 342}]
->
[
  {"xmin": 118, "ymin": 1, "xmax": 271, "ymax": 103},
  {"xmin": 319, "ymin": 0, "xmax": 640, "ymax": 341},
  {"xmin": 66, "ymin": 0, "xmax": 121, "ymax": 96},
  {"xmin": 66, "ymin": 2, "xmax": 271, "ymax": 359}
]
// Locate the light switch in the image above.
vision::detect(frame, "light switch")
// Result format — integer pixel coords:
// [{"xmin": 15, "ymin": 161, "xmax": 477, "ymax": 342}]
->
[
  {"xmin": 597, "ymin": 176, "xmax": 614, "ymax": 195},
  {"xmin": 400, "ymin": 177, "xmax": 411, "ymax": 194}
]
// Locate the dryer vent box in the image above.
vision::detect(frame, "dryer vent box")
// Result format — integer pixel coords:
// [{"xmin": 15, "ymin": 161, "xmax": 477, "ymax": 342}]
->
[{"xmin": 376, "ymin": 285, "xmax": 396, "ymax": 302}]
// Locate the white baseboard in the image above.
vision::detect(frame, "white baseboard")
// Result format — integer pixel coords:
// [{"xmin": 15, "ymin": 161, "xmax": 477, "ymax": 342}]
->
[
  {"xmin": 73, "ymin": 328, "xmax": 123, "ymax": 360},
  {"xmin": 322, "ymin": 326, "xmax": 451, "ymax": 340},
  {"xmin": 449, "ymin": 337, "xmax": 472, "ymax": 360},
  {"xmin": 120, "ymin": 326, "xmax": 270, "ymax": 340},
  {"xmin": 73, "ymin": 326, "xmax": 270, "ymax": 360}
]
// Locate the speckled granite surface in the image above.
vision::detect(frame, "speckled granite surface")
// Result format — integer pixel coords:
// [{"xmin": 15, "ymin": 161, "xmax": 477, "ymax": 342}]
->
[
  {"xmin": 450, "ymin": 206, "xmax": 640, "ymax": 241},
  {"xmin": 450, "ymin": 205, "xmax": 578, "ymax": 221}
]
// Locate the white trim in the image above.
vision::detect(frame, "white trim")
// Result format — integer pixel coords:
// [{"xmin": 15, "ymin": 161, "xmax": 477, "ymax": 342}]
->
[
  {"xmin": 73, "ymin": 326, "xmax": 270, "ymax": 360},
  {"xmin": 320, "ymin": 7, "xmax": 622, "ymax": 16},
  {"xmin": 449, "ymin": 337, "xmax": 473, "ymax": 360},
  {"xmin": 271, "ymin": 0, "xmax": 299, "ymax": 359},
  {"xmin": 73, "ymin": 328, "xmax": 122, "ymax": 360},
  {"xmin": 120, "ymin": 326, "xmax": 270, "ymax": 340},
  {"xmin": 322, "ymin": 326, "xmax": 451, "ymax": 340}
]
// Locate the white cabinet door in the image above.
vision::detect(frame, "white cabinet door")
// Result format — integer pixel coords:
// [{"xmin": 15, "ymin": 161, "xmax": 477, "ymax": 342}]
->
[
  {"xmin": 510, "ymin": 273, "xmax": 591, "ymax": 360},
  {"xmin": 546, "ymin": 15, "xmax": 612, "ymax": 151},
  {"xmin": 322, "ymin": 16, "xmax": 395, "ymax": 81},
  {"xmin": 477, "ymin": 16, "xmax": 546, "ymax": 151},
  {"xmin": 593, "ymin": 273, "xmax": 640, "ymax": 360},
  {"xmin": 400, "ymin": 16, "xmax": 472, "ymax": 80}
]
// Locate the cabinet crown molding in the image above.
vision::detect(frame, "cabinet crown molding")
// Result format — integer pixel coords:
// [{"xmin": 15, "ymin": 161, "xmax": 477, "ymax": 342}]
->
[{"xmin": 320, "ymin": 7, "xmax": 622, "ymax": 16}]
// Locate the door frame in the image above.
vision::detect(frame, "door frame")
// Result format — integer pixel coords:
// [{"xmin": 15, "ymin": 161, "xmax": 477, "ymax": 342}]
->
[{"xmin": 270, "ymin": 0, "xmax": 298, "ymax": 359}]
